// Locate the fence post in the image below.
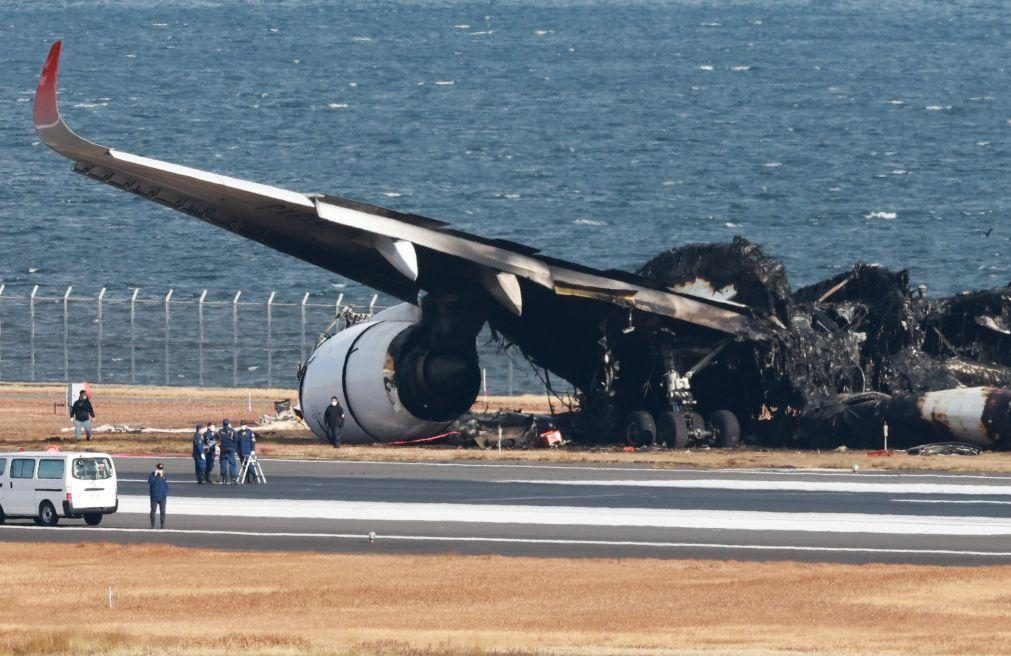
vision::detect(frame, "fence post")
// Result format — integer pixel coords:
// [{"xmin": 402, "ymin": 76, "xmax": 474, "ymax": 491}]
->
[
  {"xmin": 232, "ymin": 291, "xmax": 241, "ymax": 387},
  {"xmin": 130, "ymin": 288, "xmax": 139, "ymax": 384},
  {"xmin": 266, "ymin": 291, "xmax": 276, "ymax": 388},
  {"xmin": 63, "ymin": 286, "xmax": 72, "ymax": 382},
  {"xmin": 96, "ymin": 288, "xmax": 106, "ymax": 383},
  {"xmin": 335, "ymin": 293, "xmax": 345, "ymax": 330},
  {"xmin": 29, "ymin": 285, "xmax": 38, "ymax": 382},
  {"xmin": 198, "ymin": 290, "xmax": 207, "ymax": 387},
  {"xmin": 300, "ymin": 292, "xmax": 309, "ymax": 360},
  {"xmin": 369, "ymin": 293, "xmax": 377, "ymax": 315},
  {"xmin": 1, "ymin": 284, "xmax": 6, "ymax": 382},
  {"xmin": 164, "ymin": 289, "xmax": 173, "ymax": 385}
]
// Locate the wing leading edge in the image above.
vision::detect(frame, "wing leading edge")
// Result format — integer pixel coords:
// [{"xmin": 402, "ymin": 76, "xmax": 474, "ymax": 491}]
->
[{"xmin": 34, "ymin": 41, "xmax": 772, "ymax": 339}]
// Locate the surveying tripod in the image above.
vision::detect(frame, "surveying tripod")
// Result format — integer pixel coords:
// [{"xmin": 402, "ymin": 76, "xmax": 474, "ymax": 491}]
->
[{"xmin": 237, "ymin": 452, "xmax": 267, "ymax": 484}]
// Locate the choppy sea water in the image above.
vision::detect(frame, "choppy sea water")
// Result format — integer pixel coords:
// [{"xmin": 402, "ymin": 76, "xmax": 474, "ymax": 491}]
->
[{"xmin": 0, "ymin": 1, "xmax": 1008, "ymax": 389}]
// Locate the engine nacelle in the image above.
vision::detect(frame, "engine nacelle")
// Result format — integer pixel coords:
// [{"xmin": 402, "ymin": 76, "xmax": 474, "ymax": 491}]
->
[{"xmin": 299, "ymin": 303, "xmax": 481, "ymax": 444}]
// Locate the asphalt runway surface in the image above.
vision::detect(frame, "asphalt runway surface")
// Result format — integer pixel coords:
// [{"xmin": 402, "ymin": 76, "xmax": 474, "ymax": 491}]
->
[{"xmin": 5, "ymin": 455, "xmax": 1011, "ymax": 564}]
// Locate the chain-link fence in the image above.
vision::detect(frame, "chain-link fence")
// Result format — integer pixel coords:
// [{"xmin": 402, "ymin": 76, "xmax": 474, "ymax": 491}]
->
[{"xmin": 0, "ymin": 285, "xmax": 545, "ymax": 395}]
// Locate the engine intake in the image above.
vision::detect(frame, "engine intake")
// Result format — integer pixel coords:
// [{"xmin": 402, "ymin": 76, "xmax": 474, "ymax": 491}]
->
[{"xmin": 299, "ymin": 303, "xmax": 480, "ymax": 443}]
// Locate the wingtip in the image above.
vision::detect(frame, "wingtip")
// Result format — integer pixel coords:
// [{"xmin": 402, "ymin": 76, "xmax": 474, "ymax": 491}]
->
[{"xmin": 34, "ymin": 40, "xmax": 63, "ymax": 131}]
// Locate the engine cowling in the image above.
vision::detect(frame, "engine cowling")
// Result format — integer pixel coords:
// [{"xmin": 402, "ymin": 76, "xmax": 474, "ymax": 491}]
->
[{"xmin": 299, "ymin": 303, "xmax": 481, "ymax": 443}]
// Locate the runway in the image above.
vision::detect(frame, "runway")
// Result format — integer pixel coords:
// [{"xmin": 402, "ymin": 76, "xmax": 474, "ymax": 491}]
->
[{"xmin": 4, "ymin": 455, "xmax": 1011, "ymax": 564}]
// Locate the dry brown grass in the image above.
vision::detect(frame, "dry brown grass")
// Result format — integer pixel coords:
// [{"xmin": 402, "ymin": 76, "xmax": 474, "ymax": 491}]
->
[
  {"xmin": 5, "ymin": 383, "xmax": 1011, "ymax": 472},
  {"xmin": 1, "ymin": 542, "xmax": 1011, "ymax": 655}
]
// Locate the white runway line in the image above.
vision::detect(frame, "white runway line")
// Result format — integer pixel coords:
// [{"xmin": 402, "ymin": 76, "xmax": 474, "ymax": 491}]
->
[
  {"xmin": 1, "ymin": 524, "xmax": 1009, "ymax": 558},
  {"xmin": 113, "ymin": 454, "xmax": 1011, "ymax": 481},
  {"xmin": 504, "ymin": 478, "xmax": 1011, "ymax": 496},
  {"xmin": 895, "ymin": 499, "xmax": 1011, "ymax": 505},
  {"xmin": 112, "ymin": 495, "xmax": 1011, "ymax": 536}
]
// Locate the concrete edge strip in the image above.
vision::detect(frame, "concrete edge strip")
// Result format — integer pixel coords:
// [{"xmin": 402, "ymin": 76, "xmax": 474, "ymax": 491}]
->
[{"xmin": 2, "ymin": 524, "xmax": 1010, "ymax": 558}]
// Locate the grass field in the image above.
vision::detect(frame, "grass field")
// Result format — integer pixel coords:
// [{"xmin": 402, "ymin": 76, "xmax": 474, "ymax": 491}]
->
[
  {"xmin": 4, "ymin": 382, "xmax": 1011, "ymax": 472},
  {"xmin": 2, "ymin": 542, "xmax": 1011, "ymax": 656}
]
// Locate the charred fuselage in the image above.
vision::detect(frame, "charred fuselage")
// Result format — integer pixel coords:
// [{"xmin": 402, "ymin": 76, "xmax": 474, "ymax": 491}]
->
[{"xmin": 629, "ymin": 237, "xmax": 1011, "ymax": 449}]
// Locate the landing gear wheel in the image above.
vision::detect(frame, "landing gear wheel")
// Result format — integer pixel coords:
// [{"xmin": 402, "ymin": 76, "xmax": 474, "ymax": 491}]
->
[
  {"xmin": 84, "ymin": 513, "xmax": 103, "ymax": 526},
  {"xmin": 623, "ymin": 411, "xmax": 657, "ymax": 447},
  {"xmin": 38, "ymin": 501, "xmax": 59, "ymax": 527},
  {"xmin": 686, "ymin": 412, "xmax": 706, "ymax": 443},
  {"xmin": 710, "ymin": 410, "xmax": 741, "ymax": 448},
  {"xmin": 656, "ymin": 412, "xmax": 690, "ymax": 449}
]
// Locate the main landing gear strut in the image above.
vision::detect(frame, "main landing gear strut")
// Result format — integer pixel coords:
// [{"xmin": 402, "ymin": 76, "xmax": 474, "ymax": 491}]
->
[{"xmin": 622, "ymin": 339, "xmax": 741, "ymax": 449}]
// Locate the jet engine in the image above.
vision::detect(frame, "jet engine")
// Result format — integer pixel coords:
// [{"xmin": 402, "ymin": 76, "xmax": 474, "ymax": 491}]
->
[{"xmin": 299, "ymin": 303, "xmax": 482, "ymax": 444}]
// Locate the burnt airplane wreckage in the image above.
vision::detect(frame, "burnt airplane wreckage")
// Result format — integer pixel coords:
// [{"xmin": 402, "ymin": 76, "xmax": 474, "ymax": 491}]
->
[
  {"xmin": 615, "ymin": 237, "xmax": 1011, "ymax": 450},
  {"xmin": 33, "ymin": 42, "xmax": 1011, "ymax": 451}
]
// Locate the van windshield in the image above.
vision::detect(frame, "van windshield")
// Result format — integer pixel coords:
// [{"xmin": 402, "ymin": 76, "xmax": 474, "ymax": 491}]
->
[{"xmin": 73, "ymin": 457, "xmax": 113, "ymax": 481}]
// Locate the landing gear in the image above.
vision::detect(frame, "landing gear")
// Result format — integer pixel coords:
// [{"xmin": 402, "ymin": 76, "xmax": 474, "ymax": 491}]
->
[
  {"xmin": 710, "ymin": 410, "xmax": 741, "ymax": 448},
  {"xmin": 623, "ymin": 411, "xmax": 657, "ymax": 447},
  {"xmin": 647, "ymin": 337, "xmax": 741, "ymax": 449},
  {"xmin": 656, "ymin": 411, "xmax": 689, "ymax": 449},
  {"xmin": 652, "ymin": 408, "xmax": 740, "ymax": 449}
]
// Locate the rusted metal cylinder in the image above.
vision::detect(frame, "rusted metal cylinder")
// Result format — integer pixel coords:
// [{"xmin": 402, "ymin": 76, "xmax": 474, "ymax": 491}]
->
[{"xmin": 884, "ymin": 387, "xmax": 1011, "ymax": 449}]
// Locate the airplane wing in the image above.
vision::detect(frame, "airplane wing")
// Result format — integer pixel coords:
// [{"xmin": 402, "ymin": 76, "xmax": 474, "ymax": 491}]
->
[{"xmin": 34, "ymin": 41, "xmax": 772, "ymax": 342}]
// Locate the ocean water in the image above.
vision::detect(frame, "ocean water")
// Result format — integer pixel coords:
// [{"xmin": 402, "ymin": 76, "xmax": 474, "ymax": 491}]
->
[{"xmin": 0, "ymin": 0, "xmax": 1008, "ymax": 388}]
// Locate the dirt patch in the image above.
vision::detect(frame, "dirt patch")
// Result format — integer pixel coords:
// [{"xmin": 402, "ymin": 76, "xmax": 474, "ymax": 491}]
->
[{"xmin": 1, "ymin": 542, "xmax": 1010, "ymax": 655}]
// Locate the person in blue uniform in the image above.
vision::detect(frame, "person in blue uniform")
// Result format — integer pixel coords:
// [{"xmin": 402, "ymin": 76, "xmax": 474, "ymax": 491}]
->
[
  {"xmin": 147, "ymin": 463, "xmax": 169, "ymax": 529},
  {"xmin": 203, "ymin": 422, "xmax": 217, "ymax": 484},
  {"xmin": 217, "ymin": 419, "xmax": 238, "ymax": 484},
  {"xmin": 237, "ymin": 420, "xmax": 257, "ymax": 484},
  {"xmin": 192, "ymin": 424, "xmax": 207, "ymax": 484}
]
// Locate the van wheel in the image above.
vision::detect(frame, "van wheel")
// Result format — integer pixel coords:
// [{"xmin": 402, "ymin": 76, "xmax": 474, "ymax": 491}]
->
[
  {"xmin": 0, "ymin": 506, "xmax": 5, "ymax": 524},
  {"xmin": 38, "ymin": 501, "xmax": 59, "ymax": 527},
  {"xmin": 84, "ymin": 513, "xmax": 103, "ymax": 526}
]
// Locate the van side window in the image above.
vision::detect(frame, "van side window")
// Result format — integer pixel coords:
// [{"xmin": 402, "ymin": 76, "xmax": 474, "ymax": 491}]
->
[
  {"xmin": 37, "ymin": 459, "xmax": 65, "ymax": 480},
  {"xmin": 10, "ymin": 459, "xmax": 36, "ymax": 479},
  {"xmin": 0, "ymin": 458, "xmax": 6, "ymax": 476}
]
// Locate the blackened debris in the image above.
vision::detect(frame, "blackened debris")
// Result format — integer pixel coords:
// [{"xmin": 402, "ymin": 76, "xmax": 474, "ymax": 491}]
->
[
  {"xmin": 449, "ymin": 411, "xmax": 560, "ymax": 449},
  {"xmin": 906, "ymin": 442, "xmax": 983, "ymax": 456},
  {"xmin": 636, "ymin": 238, "xmax": 1011, "ymax": 449},
  {"xmin": 637, "ymin": 237, "xmax": 793, "ymax": 324}
]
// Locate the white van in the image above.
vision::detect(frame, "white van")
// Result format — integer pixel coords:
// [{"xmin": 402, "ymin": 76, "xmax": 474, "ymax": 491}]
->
[{"xmin": 0, "ymin": 451, "xmax": 118, "ymax": 526}]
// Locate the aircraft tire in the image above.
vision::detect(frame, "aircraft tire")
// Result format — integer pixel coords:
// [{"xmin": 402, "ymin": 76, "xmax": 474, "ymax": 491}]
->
[
  {"xmin": 623, "ymin": 411, "xmax": 657, "ymax": 447},
  {"xmin": 656, "ymin": 411, "xmax": 690, "ymax": 449},
  {"xmin": 711, "ymin": 410, "xmax": 741, "ymax": 448}
]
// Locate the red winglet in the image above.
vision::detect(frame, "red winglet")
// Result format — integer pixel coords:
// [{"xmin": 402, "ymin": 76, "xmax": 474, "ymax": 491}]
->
[{"xmin": 34, "ymin": 40, "xmax": 63, "ymax": 130}]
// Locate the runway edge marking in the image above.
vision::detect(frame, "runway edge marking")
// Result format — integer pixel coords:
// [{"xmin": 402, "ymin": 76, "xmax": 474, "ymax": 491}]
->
[{"xmin": 2, "ymin": 525, "xmax": 1010, "ymax": 558}]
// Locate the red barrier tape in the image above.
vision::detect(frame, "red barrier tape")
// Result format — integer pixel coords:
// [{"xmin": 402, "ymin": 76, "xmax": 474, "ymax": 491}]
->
[{"xmin": 384, "ymin": 431, "xmax": 460, "ymax": 447}]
